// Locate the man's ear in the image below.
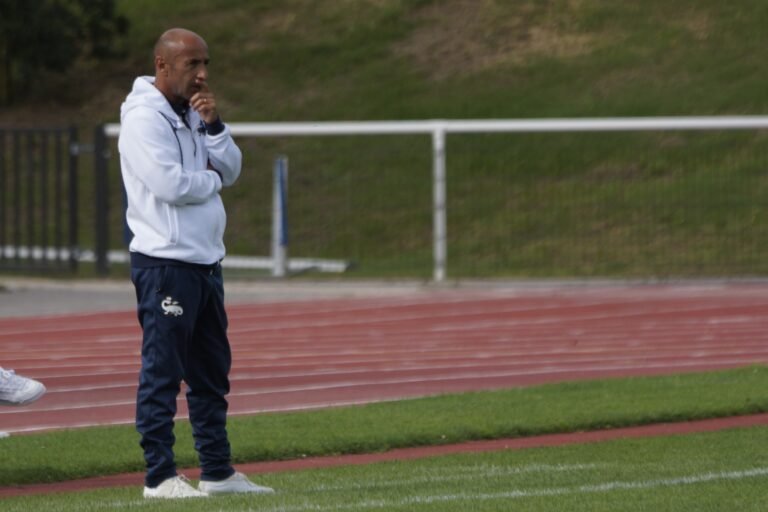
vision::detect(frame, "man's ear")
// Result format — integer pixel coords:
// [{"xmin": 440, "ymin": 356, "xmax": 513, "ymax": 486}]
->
[{"xmin": 155, "ymin": 56, "xmax": 168, "ymax": 76}]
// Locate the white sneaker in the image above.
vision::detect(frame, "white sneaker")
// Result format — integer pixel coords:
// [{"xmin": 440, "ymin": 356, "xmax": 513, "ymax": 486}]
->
[
  {"xmin": 0, "ymin": 367, "xmax": 46, "ymax": 405},
  {"xmin": 143, "ymin": 475, "xmax": 208, "ymax": 499},
  {"xmin": 198, "ymin": 472, "xmax": 275, "ymax": 495}
]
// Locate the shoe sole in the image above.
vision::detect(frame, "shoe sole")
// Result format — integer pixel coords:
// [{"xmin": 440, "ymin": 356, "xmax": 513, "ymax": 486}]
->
[
  {"xmin": 198, "ymin": 485, "xmax": 275, "ymax": 495},
  {"xmin": 143, "ymin": 494, "xmax": 208, "ymax": 499},
  {"xmin": 143, "ymin": 488, "xmax": 208, "ymax": 499},
  {"xmin": 0, "ymin": 386, "xmax": 46, "ymax": 406}
]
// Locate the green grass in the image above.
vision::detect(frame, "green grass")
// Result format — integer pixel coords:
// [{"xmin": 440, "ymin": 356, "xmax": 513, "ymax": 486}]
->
[
  {"xmin": 5, "ymin": 425, "xmax": 768, "ymax": 511},
  {"xmin": 2, "ymin": 366, "xmax": 768, "ymax": 487},
  {"xmin": 4, "ymin": 0, "xmax": 768, "ymax": 278}
]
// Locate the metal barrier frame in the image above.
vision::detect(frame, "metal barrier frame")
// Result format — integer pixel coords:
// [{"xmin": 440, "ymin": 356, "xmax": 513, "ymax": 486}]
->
[{"xmin": 100, "ymin": 116, "xmax": 768, "ymax": 281}]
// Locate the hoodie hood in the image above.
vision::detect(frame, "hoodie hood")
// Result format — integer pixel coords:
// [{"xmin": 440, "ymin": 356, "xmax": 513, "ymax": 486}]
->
[{"xmin": 120, "ymin": 76, "xmax": 174, "ymax": 122}]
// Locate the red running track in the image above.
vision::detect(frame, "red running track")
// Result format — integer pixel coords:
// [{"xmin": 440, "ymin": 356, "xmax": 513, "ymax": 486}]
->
[{"xmin": 2, "ymin": 283, "xmax": 768, "ymax": 434}]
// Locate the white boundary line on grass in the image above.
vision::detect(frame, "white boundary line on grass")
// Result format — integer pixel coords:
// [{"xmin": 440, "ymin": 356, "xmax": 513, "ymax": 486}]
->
[
  {"xmin": 103, "ymin": 466, "xmax": 768, "ymax": 510},
  {"xmin": 265, "ymin": 467, "xmax": 768, "ymax": 511},
  {"xmin": 305, "ymin": 463, "xmax": 606, "ymax": 492}
]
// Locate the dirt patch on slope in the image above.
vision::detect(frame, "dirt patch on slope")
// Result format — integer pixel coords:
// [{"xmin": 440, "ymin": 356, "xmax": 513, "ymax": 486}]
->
[{"xmin": 394, "ymin": 0, "xmax": 597, "ymax": 80}]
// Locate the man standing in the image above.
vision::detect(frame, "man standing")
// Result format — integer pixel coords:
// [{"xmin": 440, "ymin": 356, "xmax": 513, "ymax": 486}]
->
[{"xmin": 119, "ymin": 28, "xmax": 273, "ymax": 499}]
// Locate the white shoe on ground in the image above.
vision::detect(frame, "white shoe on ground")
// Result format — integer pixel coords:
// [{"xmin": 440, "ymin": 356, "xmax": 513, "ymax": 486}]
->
[
  {"xmin": 198, "ymin": 472, "xmax": 275, "ymax": 495},
  {"xmin": 143, "ymin": 475, "xmax": 208, "ymax": 499},
  {"xmin": 0, "ymin": 367, "xmax": 46, "ymax": 405}
]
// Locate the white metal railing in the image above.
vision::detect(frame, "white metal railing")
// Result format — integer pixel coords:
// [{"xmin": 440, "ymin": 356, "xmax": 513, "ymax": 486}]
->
[{"xmin": 103, "ymin": 116, "xmax": 768, "ymax": 282}]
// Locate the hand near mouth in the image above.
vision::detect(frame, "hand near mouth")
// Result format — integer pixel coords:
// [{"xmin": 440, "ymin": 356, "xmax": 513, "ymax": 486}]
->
[{"xmin": 190, "ymin": 82, "xmax": 218, "ymax": 124}]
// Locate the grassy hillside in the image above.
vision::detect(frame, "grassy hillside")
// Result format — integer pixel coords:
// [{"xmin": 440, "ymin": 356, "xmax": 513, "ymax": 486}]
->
[{"xmin": 2, "ymin": 0, "xmax": 768, "ymax": 278}]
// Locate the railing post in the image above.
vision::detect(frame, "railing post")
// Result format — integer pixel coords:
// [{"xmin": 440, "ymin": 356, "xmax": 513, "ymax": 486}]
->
[
  {"xmin": 93, "ymin": 124, "xmax": 109, "ymax": 275},
  {"xmin": 432, "ymin": 126, "xmax": 446, "ymax": 282}
]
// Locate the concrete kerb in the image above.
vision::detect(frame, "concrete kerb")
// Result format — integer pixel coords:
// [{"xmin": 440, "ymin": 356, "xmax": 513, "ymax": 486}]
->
[
  {"xmin": 4, "ymin": 276, "xmax": 768, "ymax": 318},
  {"xmin": 0, "ymin": 277, "xmax": 429, "ymax": 318}
]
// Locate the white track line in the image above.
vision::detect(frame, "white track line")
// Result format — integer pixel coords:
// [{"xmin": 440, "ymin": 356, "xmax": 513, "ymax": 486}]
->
[
  {"xmin": 4, "ymin": 292, "xmax": 768, "ymax": 433},
  {"xmin": 1, "ymin": 356, "xmax": 763, "ymax": 421}
]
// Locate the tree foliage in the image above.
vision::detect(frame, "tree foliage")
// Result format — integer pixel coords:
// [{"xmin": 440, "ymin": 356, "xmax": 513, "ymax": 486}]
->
[{"xmin": 0, "ymin": 0, "xmax": 128, "ymax": 105}]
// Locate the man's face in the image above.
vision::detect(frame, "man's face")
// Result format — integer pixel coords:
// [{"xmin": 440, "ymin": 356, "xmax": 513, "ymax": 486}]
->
[{"xmin": 164, "ymin": 40, "xmax": 209, "ymax": 102}]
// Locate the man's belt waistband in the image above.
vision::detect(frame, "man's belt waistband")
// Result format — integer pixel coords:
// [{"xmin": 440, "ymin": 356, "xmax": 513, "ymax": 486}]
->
[{"xmin": 130, "ymin": 252, "xmax": 221, "ymax": 272}]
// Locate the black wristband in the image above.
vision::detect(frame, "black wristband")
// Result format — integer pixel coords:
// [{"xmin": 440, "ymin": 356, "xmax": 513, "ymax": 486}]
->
[{"xmin": 204, "ymin": 117, "xmax": 225, "ymax": 136}]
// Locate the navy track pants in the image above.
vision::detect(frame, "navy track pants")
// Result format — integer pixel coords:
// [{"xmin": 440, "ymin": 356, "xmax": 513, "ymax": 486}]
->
[{"xmin": 131, "ymin": 263, "xmax": 235, "ymax": 487}]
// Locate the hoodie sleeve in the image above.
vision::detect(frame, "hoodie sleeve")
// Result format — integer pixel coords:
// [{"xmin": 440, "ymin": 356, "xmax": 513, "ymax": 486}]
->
[
  {"xmin": 205, "ymin": 123, "xmax": 242, "ymax": 187},
  {"xmin": 119, "ymin": 108, "xmax": 222, "ymax": 205}
]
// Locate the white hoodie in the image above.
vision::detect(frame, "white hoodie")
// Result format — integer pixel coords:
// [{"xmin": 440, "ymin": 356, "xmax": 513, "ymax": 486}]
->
[{"xmin": 118, "ymin": 76, "xmax": 242, "ymax": 265}]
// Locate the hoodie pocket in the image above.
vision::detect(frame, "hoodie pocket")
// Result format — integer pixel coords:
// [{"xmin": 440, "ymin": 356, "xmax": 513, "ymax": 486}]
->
[
  {"xmin": 214, "ymin": 198, "xmax": 226, "ymax": 242},
  {"xmin": 164, "ymin": 203, "xmax": 179, "ymax": 245}
]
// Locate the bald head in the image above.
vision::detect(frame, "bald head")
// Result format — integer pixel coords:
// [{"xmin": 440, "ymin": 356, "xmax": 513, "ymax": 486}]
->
[
  {"xmin": 154, "ymin": 28, "xmax": 207, "ymax": 63},
  {"xmin": 153, "ymin": 28, "xmax": 210, "ymax": 103}
]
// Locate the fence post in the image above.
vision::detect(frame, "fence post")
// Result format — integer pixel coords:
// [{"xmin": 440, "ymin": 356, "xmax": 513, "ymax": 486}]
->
[
  {"xmin": 0, "ymin": 130, "xmax": 4, "ymax": 262},
  {"xmin": 93, "ymin": 124, "xmax": 109, "ymax": 275},
  {"xmin": 68, "ymin": 126, "xmax": 79, "ymax": 271},
  {"xmin": 271, "ymin": 155, "xmax": 288, "ymax": 277},
  {"xmin": 432, "ymin": 127, "xmax": 447, "ymax": 282}
]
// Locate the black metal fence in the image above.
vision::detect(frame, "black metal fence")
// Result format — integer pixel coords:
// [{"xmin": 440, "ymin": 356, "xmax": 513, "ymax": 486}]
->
[
  {"xmin": 93, "ymin": 125, "xmax": 110, "ymax": 275},
  {"xmin": 8, "ymin": 121, "xmax": 766, "ymax": 279},
  {"xmin": 0, "ymin": 127, "xmax": 79, "ymax": 272}
]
